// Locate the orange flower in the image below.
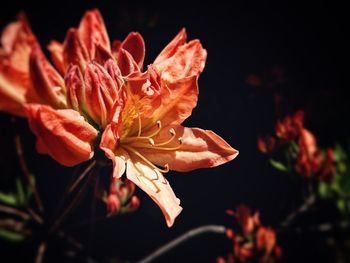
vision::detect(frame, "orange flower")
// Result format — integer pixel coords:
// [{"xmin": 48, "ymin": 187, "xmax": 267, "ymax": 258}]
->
[
  {"xmin": 234, "ymin": 205, "xmax": 260, "ymax": 235},
  {"xmin": 256, "ymin": 227, "xmax": 276, "ymax": 255},
  {"xmin": 295, "ymin": 128, "xmax": 321, "ymax": 177},
  {"xmin": 0, "ymin": 10, "xmax": 238, "ymax": 226},
  {"xmin": 0, "ymin": 14, "xmax": 41, "ymax": 116},
  {"xmin": 275, "ymin": 111, "xmax": 304, "ymax": 141}
]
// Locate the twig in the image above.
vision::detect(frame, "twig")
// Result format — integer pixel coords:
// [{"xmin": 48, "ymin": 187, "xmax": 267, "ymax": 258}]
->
[
  {"xmin": 54, "ymin": 161, "xmax": 96, "ymax": 218},
  {"xmin": 49, "ymin": 168, "xmax": 95, "ymax": 234},
  {"xmin": 136, "ymin": 225, "xmax": 226, "ymax": 263},
  {"xmin": 35, "ymin": 242, "xmax": 47, "ymax": 263},
  {"xmin": 68, "ymin": 161, "xmax": 96, "ymax": 194},
  {"xmin": 0, "ymin": 204, "xmax": 30, "ymax": 220},
  {"xmin": 280, "ymin": 194, "xmax": 316, "ymax": 228},
  {"xmin": 293, "ymin": 220, "xmax": 350, "ymax": 234},
  {"xmin": 27, "ymin": 208, "xmax": 44, "ymax": 224},
  {"xmin": 14, "ymin": 135, "xmax": 44, "ymax": 212},
  {"xmin": 58, "ymin": 231, "xmax": 84, "ymax": 251}
]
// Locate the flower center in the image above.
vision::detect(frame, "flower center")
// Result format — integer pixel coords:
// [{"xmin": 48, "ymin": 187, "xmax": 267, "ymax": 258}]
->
[{"xmin": 120, "ymin": 118, "xmax": 182, "ymax": 174}]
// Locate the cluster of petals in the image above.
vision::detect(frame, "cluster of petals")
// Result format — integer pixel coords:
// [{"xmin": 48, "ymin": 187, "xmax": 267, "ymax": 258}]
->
[
  {"xmin": 258, "ymin": 111, "xmax": 336, "ymax": 180},
  {"xmin": 218, "ymin": 205, "xmax": 282, "ymax": 263},
  {"xmin": 0, "ymin": 10, "xmax": 238, "ymax": 226}
]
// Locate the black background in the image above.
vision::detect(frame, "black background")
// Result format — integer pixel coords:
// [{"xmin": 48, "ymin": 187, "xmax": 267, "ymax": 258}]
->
[{"xmin": 0, "ymin": 0, "xmax": 348, "ymax": 262}]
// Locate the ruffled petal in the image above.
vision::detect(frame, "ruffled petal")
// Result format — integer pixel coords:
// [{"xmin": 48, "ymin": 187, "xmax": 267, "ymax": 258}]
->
[
  {"xmin": 47, "ymin": 40, "xmax": 65, "ymax": 75},
  {"xmin": 63, "ymin": 29, "xmax": 90, "ymax": 71},
  {"xmin": 0, "ymin": 13, "xmax": 40, "ymax": 116},
  {"xmin": 142, "ymin": 125, "xmax": 238, "ymax": 172},
  {"xmin": 25, "ymin": 104, "xmax": 98, "ymax": 166},
  {"xmin": 126, "ymin": 158, "xmax": 182, "ymax": 227},
  {"xmin": 119, "ymin": 32, "xmax": 145, "ymax": 70},
  {"xmin": 151, "ymin": 75, "xmax": 198, "ymax": 126},
  {"xmin": 154, "ymin": 29, "xmax": 207, "ymax": 83},
  {"xmin": 153, "ymin": 28, "xmax": 187, "ymax": 65},
  {"xmin": 100, "ymin": 124, "xmax": 127, "ymax": 178},
  {"xmin": 29, "ymin": 45, "xmax": 66, "ymax": 108},
  {"xmin": 84, "ymin": 61, "xmax": 120, "ymax": 127},
  {"xmin": 78, "ymin": 9, "xmax": 110, "ymax": 59},
  {"xmin": 116, "ymin": 48, "xmax": 140, "ymax": 76}
]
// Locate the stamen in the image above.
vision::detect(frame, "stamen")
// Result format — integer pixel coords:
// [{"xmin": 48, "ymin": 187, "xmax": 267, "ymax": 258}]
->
[
  {"xmin": 153, "ymin": 128, "xmax": 176, "ymax": 146},
  {"xmin": 137, "ymin": 110, "xmax": 142, "ymax": 137},
  {"xmin": 122, "ymin": 120, "xmax": 162, "ymax": 144},
  {"xmin": 122, "ymin": 145, "xmax": 170, "ymax": 173}
]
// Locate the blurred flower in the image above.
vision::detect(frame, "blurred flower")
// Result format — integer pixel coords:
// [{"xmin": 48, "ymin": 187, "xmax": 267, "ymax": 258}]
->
[
  {"xmin": 319, "ymin": 148, "xmax": 336, "ymax": 181},
  {"xmin": 0, "ymin": 10, "xmax": 238, "ymax": 227},
  {"xmin": 295, "ymin": 128, "xmax": 322, "ymax": 177},
  {"xmin": 257, "ymin": 136, "xmax": 276, "ymax": 153},
  {"xmin": 275, "ymin": 111, "xmax": 304, "ymax": 141},
  {"xmin": 256, "ymin": 227, "xmax": 281, "ymax": 262},
  {"xmin": 235, "ymin": 205, "xmax": 260, "ymax": 235},
  {"xmin": 220, "ymin": 205, "xmax": 281, "ymax": 263},
  {"xmin": 107, "ymin": 177, "xmax": 138, "ymax": 216}
]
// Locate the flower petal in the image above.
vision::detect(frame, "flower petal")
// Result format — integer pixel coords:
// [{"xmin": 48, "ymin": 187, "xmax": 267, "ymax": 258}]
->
[
  {"xmin": 84, "ymin": 61, "xmax": 120, "ymax": 127},
  {"xmin": 100, "ymin": 124, "xmax": 126, "ymax": 179},
  {"xmin": 0, "ymin": 66, "xmax": 29, "ymax": 116},
  {"xmin": 78, "ymin": 9, "xmax": 110, "ymax": 59},
  {"xmin": 142, "ymin": 125, "xmax": 238, "ymax": 172},
  {"xmin": 63, "ymin": 29, "xmax": 90, "ymax": 71},
  {"xmin": 47, "ymin": 40, "xmax": 65, "ymax": 75},
  {"xmin": 153, "ymin": 28, "xmax": 187, "ymax": 65},
  {"xmin": 151, "ymin": 75, "xmax": 199, "ymax": 126},
  {"xmin": 120, "ymin": 32, "xmax": 145, "ymax": 70},
  {"xmin": 0, "ymin": 13, "xmax": 40, "ymax": 116},
  {"xmin": 154, "ymin": 29, "xmax": 207, "ymax": 82},
  {"xmin": 126, "ymin": 158, "xmax": 182, "ymax": 227},
  {"xmin": 30, "ymin": 45, "xmax": 66, "ymax": 108},
  {"xmin": 116, "ymin": 48, "xmax": 140, "ymax": 76},
  {"xmin": 25, "ymin": 104, "xmax": 98, "ymax": 166}
]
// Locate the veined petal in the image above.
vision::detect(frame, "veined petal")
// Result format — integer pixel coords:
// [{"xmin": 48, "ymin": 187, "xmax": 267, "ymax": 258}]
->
[
  {"xmin": 100, "ymin": 124, "xmax": 126, "ymax": 178},
  {"xmin": 25, "ymin": 104, "xmax": 98, "ymax": 166},
  {"xmin": 0, "ymin": 65, "xmax": 29, "ymax": 116},
  {"xmin": 0, "ymin": 13, "xmax": 40, "ymax": 116},
  {"xmin": 78, "ymin": 9, "xmax": 110, "ymax": 59},
  {"xmin": 63, "ymin": 29, "xmax": 90, "ymax": 71},
  {"xmin": 30, "ymin": 45, "xmax": 67, "ymax": 108},
  {"xmin": 47, "ymin": 40, "xmax": 65, "ymax": 75},
  {"xmin": 84, "ymin": 62, "xmax": 120, "ymax": 127},
  {"xmin": 142, "ymin": 125, "xmax": 238, "ymax": 172},
  {"xmin": 116, "ymin": 48, "xmax": 140, "ymax": 76},
  {"xmin": 1, "ymin": 13, "xmax": 35, "ymax": 73},
  {"xmin": 150, "ymin": 75, "xmax": 199, "ymax": 127},
  {"xmin": 119, "ymin": 32, "xmax": 145, "ymax": 70},
  {"xmin": 126, "ymin": 158, "xmax": 182, "ymax": 227},
  {"xmin": 65, "ymin": 64, "xmax": 86, "ymax": 112},
  {"xmin": 155, "ymin": 40, "xmax": 207, "ymax": 83},
  {"xmin": 154, "ymin": 28, "xmax": 187, "ymax": 65}
]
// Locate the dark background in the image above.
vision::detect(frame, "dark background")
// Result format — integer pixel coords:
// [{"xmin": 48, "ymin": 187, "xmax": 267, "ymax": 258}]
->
[{"xmin": 0, "ymin": 0, "xmax": 348, "ymax": 262}]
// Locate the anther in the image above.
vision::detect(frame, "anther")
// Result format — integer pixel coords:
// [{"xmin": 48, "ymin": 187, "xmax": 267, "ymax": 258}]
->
[
  {"xmin": 148, "ymin": 138, "xmax": 155, "ymax": 145},
  {"xmin": 169, "ymin": 128, "xmax": 176, "ymax": 136}
]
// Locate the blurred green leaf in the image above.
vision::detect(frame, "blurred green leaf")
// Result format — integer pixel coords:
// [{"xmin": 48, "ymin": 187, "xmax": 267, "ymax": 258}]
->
[
  {"xmin": 337, "ymin": 199, "xmax": 346, "ymax": 213},
  {"xmin": 269, "ymin": 159, "xmax": 288, "ymax": 172},
  {"xmin": 0, "ymin": 192, "xmax": 17, "ymax": 206},
  {"xmin": 318, "ymin": 182, "xmax": 332, "ymax": 199},
  {"xmin": 15, "ymin": 178, "xmax": 25, "ymax": 206},
  {"xmin": 0, "ymin": 229, "xmax": 26, "ymax": 242}
]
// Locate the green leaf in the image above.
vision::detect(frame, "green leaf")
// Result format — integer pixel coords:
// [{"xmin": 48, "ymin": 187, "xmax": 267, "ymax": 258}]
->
[
  {"xmin": 337, "ymin": 199, "xmax": 346, "ymax": 213},
  {"xmin": 15, "ymin": 178, "xmax": 25, "ymax": 206},
  {"xmin": 269, "ymin": 159, "xmax": 288, "ymax": 172},
  {"xmin": 318, "ymin": 182, "xmax": 332, "ymax": 199},
  {"xmin": 0, "ymin": 229, "xmax": 26, "ymax": 242},
  {"xmin": 0, "ymin": 192, "xmax": 18, "ymax": 206}
]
